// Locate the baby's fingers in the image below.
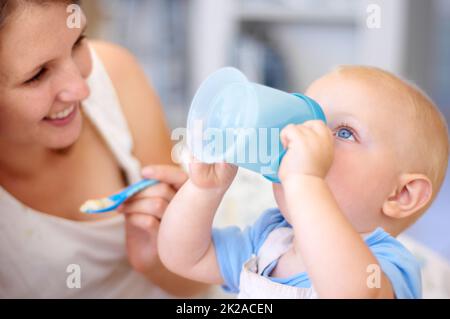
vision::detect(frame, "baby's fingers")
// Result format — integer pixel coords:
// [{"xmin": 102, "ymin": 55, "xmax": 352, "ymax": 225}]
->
[
  {"xmin": 303, "ymin": 120, "xmax": 332, "ymax": 139},
  {"xmin": 280, "ymin": 124, "xmax": 305, "ymax": 148},
  {"xmin": 189, "ymin": 159, "xmax": 215, "ymax": 174}
]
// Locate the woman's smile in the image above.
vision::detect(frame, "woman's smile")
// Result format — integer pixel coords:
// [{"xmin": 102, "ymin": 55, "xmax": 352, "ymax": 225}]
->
[{"xmin": 43, "ymin": 102, "xmax": 79, "ymax": 127}]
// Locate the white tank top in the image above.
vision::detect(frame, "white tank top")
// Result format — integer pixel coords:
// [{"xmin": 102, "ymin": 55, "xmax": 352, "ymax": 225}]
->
[{"xmin": 0, "ymin": 45, "xmax": 171, "ymax": 298}]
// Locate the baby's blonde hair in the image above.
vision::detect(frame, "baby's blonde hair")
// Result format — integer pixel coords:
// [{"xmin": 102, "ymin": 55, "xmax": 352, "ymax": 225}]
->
[{"xmin": 333, "ymin": 65, "xmax": 449, "ymax": 213}]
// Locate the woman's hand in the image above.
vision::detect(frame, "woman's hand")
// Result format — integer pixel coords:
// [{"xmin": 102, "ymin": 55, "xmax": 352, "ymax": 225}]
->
[{"xmin": 118, "ymin": 165, "xmax": 187, "ymax": 274}]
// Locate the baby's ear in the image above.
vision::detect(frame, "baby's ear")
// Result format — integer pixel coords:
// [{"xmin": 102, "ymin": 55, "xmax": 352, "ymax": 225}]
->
[{"xmin": 382, "ymin": 174, "xmax": 433, "ymax": 219}]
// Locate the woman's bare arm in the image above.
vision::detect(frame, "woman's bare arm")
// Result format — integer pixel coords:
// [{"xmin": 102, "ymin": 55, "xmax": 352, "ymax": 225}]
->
[{"xmin": 90, "ymin": 40, "xmax": 173, "ymax": 166}]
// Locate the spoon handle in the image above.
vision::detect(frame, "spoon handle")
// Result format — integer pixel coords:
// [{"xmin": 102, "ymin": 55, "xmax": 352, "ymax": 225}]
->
[{"xmin": 120, "ymin": 179, "xmax": 160, "ymax": 200}]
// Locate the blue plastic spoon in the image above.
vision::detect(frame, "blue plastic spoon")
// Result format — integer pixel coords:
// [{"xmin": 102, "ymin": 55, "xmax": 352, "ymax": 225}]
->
[{"xmin": 80, "ymin": 179, "xmax": 159, "ymax": 214}]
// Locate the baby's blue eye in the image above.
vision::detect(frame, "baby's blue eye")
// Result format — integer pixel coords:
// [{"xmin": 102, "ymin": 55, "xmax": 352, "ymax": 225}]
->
[{"xmin": 336, "ymin": 127, "xmax": 355, "ymax": 141}]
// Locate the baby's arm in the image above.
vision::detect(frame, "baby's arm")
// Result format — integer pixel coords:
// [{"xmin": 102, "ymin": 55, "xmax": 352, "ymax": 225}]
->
[
  {"xmin": 279, "ymin": 122, "xmax": 394, "ymax": 298},
  {"xmin": 158, "ymin": 162, "xmax": 238, "ymax": 284}
]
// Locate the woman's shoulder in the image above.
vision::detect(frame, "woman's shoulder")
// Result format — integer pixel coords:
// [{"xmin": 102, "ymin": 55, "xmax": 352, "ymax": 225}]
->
[
  {"xmin": 88, "ymin": 40, "xmax": 173, "ymax": 166},
  {"xmin": 88, "ymin": 40, "xmax": 138, "ymax": 82}
]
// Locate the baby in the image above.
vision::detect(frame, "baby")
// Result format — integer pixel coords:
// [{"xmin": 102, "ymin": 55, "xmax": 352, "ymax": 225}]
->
[{"xmin": 158, "ymin": 66, "xmax": 449, "ymax": 298}]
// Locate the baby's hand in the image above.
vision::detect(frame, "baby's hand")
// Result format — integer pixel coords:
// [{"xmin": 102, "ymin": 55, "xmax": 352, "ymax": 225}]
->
[
  {"xmin": 189, "ymin": 159, "xmax": 238, "ymax": 191},
  {"xmin": 279, "ymin": 120, "xmax": 334, "ymax": 182}
]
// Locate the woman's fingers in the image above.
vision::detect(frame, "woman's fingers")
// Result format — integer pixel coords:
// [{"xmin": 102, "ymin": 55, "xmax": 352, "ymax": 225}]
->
[
  {"xmin": 119, "ymin": 197, "xmax": 168, "ymax": 220},
  {"xmin": 141, "ymin": 165, "xmax": 188, "ymax": 190},
  {"xmin": 118, "ymin": 166, "xmax": 184, "ymax": 221},
  {"xmin": 127, "ymin": 182, "xmax": 176, "ymax": 202},
  {"xmin": 125, "ymin": 212, "xmax": 160, "ymax": 232}
]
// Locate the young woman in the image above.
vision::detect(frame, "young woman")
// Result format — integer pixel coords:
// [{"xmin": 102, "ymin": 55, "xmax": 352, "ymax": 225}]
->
[{"xmin": 0, "ymin": 0, "xmax": 205, "ymax": 298}]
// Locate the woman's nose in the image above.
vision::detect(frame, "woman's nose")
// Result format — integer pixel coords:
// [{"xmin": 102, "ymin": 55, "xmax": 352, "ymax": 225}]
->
[{"xmin": 55, "ymin": 61, "xmax": 90, "ymax": 102}]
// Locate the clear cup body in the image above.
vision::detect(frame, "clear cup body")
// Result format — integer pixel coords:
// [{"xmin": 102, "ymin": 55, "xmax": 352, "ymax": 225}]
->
[{"xmin": 187, "ymin": 68, "xmax": 326, "ymax": 183}]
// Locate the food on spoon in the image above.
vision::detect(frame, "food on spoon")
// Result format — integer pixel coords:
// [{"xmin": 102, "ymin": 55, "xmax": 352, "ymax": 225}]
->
[{"xmin": 80, "ymin": 198, "xmax": 115, "ymax": 213}]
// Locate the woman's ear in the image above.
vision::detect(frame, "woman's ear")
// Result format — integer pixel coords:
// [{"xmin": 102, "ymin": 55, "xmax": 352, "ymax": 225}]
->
[{"xmin": 382, "ymin": 174, "xmax": 433, "ymax": 219}]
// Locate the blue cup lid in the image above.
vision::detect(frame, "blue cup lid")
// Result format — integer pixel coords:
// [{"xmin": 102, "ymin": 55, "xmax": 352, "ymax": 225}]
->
[{"xmin": 292, "ymin": 93, "xmax": 327, "ymax": 123}]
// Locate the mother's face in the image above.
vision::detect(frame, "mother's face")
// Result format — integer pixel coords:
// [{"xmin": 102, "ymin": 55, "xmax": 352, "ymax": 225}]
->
[{"xmin": 0, "ymin": 3, "xmax": 91, "ymax": 149}]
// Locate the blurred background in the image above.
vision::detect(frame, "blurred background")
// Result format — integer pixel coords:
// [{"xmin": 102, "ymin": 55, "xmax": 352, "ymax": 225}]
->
[{"xmin": 81, "ymin": 0, "xmax": 450, "ymax": 268}]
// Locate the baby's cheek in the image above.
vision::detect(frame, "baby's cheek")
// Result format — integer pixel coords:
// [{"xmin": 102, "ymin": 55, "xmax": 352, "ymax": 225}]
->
[
  {"xmin": 326, "ymin": 150, "xmax": 361, "ymax": 191},
  {"xmin": 326, "ymin": 153, "xmax": 377, "ymax": 222},
  {"xmin": 326, "ymin": 150, "xmax": 395, "ymax": 230}
]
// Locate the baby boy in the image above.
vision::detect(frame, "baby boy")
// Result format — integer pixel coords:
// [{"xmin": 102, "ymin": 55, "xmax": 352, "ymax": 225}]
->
[{"xmin": 158, "ymin": 66, "xmax": 449, "ymax": 298}]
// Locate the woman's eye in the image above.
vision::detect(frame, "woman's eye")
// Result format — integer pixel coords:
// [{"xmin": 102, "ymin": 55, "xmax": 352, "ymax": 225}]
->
[
  {"xmin": 335, "ymin": 127, "xmax": 356, "ymax": 141},
  {"xmin": 73, "ymin": 35, "xmax": 86, "ymax": 49},
  {"xmin": 25, "ymin": 68, "xmax": 46, "ymax": 84}
]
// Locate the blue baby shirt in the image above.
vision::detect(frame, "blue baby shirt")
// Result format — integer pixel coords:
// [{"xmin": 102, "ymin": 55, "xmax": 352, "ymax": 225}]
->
[{"xmin": 212, "ymin": 208, "xmax": 422, "ymax": 298}]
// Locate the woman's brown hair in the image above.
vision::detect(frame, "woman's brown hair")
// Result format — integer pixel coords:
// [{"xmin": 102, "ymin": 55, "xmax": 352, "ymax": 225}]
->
[{"xmin": 0, "ymin": 0, "xmax": 80, "ymax": 29}]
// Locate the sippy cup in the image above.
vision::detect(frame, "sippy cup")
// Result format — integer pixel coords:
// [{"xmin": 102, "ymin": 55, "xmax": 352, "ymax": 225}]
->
[{"xmin": 186, "ymin": 67, "xmax": 326, "ymax": 183}]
